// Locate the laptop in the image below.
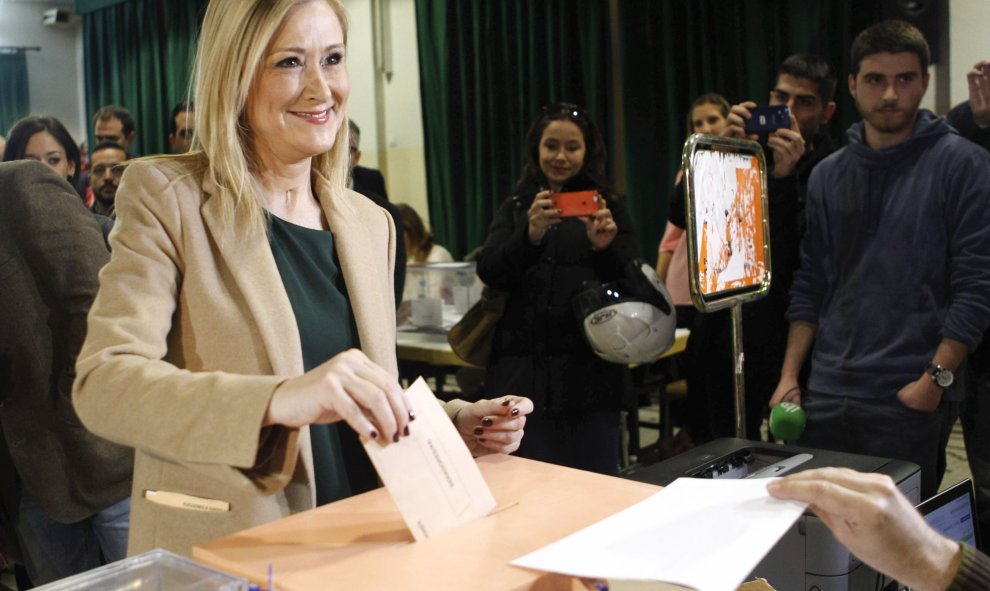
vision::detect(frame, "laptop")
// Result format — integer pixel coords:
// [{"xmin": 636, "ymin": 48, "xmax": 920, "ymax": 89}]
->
[{"xmin": 917, "ymin": 479, "xmax": 981, "ymax": 551}]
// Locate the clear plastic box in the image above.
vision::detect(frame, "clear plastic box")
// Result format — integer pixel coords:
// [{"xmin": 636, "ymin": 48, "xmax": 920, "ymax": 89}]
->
[
  {"xmin": 403, "ymin": 262, "xmax": 483, "ymax": 328},
  {"xmin": 33, "ymin": 549, "xmax": 249, "ymax": 591}
]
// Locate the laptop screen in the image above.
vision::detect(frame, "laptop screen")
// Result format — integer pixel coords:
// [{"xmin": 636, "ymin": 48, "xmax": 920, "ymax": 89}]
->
[{"xmin": 917, "ymin": 479, "xmax": 981, "ymax": 550}]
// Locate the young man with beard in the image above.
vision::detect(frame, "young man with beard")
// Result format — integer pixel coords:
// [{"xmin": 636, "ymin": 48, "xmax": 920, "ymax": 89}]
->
[{"xmin": 770, "ymin": 21, "xmax": 990, "ymax": 500}]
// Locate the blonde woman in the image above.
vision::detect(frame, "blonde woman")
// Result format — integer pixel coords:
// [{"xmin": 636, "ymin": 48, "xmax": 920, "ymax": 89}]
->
[{"xmin": 73, "ymin": 0, "xmax": 532, "ymax": 557}]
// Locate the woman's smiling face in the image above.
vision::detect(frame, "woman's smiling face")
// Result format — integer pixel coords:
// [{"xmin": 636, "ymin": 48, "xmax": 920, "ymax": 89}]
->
[
  {"xmin": 538, "ymin": 119, "xmax": 586, "ymax": 188},
  {"xmin": 246, "ymin": 1, "xmax": 350, "ymax": 168}
]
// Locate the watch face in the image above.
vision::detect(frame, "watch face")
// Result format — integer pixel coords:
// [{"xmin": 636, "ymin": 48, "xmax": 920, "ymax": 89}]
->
[{"xmin": 936, "ymin": 369, "xmax": 954, "ymax": 388}]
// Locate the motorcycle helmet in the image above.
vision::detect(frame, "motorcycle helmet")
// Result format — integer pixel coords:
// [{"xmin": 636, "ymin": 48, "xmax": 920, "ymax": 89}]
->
[{"xmin": 572, "ymin": 259, "xmax": 677, "ymax": 364}]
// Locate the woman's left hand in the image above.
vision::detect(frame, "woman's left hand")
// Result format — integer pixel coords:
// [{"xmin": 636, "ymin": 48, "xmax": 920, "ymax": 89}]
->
[
  {"xmin": 585, "ymin": 207, "xmax": 618, "ymax": 251},
  {"xmin": 454, "ymin": 396, "xmax": 534, "ymax": 456}
]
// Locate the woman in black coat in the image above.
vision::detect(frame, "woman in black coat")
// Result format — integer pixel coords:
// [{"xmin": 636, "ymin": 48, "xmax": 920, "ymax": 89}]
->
[{"xmin": 477, "ymin": 103, "xmax": 639, "ymax": 474}]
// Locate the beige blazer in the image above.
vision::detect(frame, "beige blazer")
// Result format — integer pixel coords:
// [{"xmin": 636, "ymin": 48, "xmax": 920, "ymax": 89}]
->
[{"xmin": 73, "ymin": 156, "xmax": 468, "ymax": 557}]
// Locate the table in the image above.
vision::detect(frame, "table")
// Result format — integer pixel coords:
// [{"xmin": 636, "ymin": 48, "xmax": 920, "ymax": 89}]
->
[
  {"xmin": 396, "ymin": 328, "xmax": 473, "ymax": 368},
  {"xmin": 397, "ymin": 328, "xmax": 691, "ymax": 462},
  {"xmin": 396, "ymin": 327, "xmax": 690, "ymax": 368},
  {"xmin": 194, "ymin": 455, "xmax": 660, "ymax": 590}
]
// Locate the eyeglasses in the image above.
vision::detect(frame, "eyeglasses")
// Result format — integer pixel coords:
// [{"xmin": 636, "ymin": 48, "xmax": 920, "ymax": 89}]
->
[
  {"xmin": 542, "ymin": 102, "xmax": 590, "ymax": 121},
  {"xmin": 91, "ymin": 163, "xmax": 127, "ymax": 181}
]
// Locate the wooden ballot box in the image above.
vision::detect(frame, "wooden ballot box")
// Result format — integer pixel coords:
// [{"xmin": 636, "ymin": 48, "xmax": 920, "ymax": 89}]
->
[{"xmin": 194, "ymin": 455, "xmax": 660, "ymax": 590}]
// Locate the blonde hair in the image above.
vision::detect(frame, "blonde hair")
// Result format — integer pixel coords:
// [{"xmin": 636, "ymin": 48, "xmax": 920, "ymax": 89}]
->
[{"xmin": 193, "ymin": 0, "xmax": 350, "ymax": 225}]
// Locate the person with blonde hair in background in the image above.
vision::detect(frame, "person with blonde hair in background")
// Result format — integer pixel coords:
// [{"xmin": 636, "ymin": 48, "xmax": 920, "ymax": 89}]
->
[
  {"xmin": 654, "ymin": 93, "xmax": 730, "ymax": 455},
  {"xmin": 73, "ymin": 0, "xmax": 532, "ymax": 558}
]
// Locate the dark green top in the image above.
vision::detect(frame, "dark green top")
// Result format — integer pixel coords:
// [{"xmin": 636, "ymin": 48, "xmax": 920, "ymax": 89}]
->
[{"xmin": 268, "ymin": 214, "xmax": 377, "ymax": 505}]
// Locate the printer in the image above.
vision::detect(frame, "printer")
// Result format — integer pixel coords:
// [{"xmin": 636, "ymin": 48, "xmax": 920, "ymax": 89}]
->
[{"xmin": 624, "ymin": 438, "xmax": 921, "ymax": 591}]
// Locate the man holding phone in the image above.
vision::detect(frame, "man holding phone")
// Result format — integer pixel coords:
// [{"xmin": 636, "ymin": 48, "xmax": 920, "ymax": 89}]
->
[
  {"xmin": 671, "ymin": 54, "xmax": 839, "ymax": 442},
  {"xmin": 725, "ymin": 53, "xmax": 838, "ymax": 186}
]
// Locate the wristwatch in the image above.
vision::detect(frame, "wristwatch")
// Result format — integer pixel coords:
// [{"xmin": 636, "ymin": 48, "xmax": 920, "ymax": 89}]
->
[{"xmin": 925, "ymin": 362, "xmax": 955, "ymax": 389}]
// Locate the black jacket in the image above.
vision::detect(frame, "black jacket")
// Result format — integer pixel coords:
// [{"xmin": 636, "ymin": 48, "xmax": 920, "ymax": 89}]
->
[{"xmin": 477, "ymin": 174, "xmax": 639, "ymax": 413}]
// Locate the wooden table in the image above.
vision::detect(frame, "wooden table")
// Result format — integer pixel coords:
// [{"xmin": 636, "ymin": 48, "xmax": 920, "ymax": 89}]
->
[{"xmin": 194, "ymin": 455, "xmax": 660, "ymax": 591}]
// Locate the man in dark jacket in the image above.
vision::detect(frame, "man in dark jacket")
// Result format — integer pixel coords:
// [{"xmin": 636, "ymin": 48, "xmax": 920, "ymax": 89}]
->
[
  {"xmin": 949, "ymin": 58, "xmax": 990, "ymax": 540},
  {"xmin": 0, "ymin": 161, "xmax": 133, "ymax": 584},
  {"xmin": 771, "ymin": 22, "xmax": 990, "ymax": 500},
  {"xmin": 347, "ymin": 120, "xmax": 405, "ymax": 305},
  {"xmin": 671, "ymin": 54, "xmax": 838, "ymax": 442}
]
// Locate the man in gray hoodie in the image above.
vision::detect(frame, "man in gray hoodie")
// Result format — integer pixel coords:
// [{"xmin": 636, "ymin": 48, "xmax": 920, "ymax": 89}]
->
[{"xmin": 769, "ymin": 20, "xmax": 990, "ymax": 500}]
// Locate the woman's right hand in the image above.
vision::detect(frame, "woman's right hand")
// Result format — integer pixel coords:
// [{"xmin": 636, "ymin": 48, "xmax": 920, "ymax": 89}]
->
[
  {"xmin": 263, "ymin": 349, "xmax": 412, "ymax": 445},
  {"xmin": 528, "ymin": 190, "xmax": 561, "ymax": 245}
]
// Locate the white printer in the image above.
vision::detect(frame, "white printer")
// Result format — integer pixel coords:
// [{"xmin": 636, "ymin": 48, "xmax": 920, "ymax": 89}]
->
[{"xmin": 624, "ymin": 438, "xmax": 921, "ymax": 591}]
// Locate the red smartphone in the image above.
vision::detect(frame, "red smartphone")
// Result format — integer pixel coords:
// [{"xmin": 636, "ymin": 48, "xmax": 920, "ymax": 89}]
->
[{"xmin": 550, "ymin": 190, "xmax": 601, "ymax": 217}]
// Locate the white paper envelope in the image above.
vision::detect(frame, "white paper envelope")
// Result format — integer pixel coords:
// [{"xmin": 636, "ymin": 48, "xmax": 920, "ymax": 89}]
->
[{"xmin": 362, "ymin": 377, "xmax": 496, "ymax": 541}]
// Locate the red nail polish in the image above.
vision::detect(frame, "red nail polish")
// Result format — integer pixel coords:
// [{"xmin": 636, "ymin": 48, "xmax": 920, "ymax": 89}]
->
[
  {"xmin": 501, "ymin": 399, "xmax": 511, "ymax": 406},
  {"xmin": 393, "ymin": 432, "xmax": 400, "ymax": 443},
  {"xmin": 409, "ymin": 410, "xmax": 416, "ymax": 421},
  {"xmin": 511, "ymin": 408, "xmax": 520, "ymax": 416},
  {"xmin": 473, "ymin": 427, "xmax": 483, "ymax": 435},
  {"xmin": 404, "ymin": 425, "xmax": 410, "ymax": 436},
  {"xmin": 482, "ymin": 417, "xmax": 493, "ymax": 427},
  {"xmin": 369, "ymin": 430, "xmax": 378, "ymax": 440}
]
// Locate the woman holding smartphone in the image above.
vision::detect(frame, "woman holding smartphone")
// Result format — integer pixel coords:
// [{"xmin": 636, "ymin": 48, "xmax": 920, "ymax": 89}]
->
[{"xmin": 476, "ymin": 103, "xmax": 639, "ymax": 475}]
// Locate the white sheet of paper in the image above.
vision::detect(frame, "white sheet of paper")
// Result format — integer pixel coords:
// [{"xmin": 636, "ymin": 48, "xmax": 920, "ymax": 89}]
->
[
  {"xmin": 362, "ymin": 377, "xmax": 496, "ymax": 541},
  {"xmin": 511, "ymin": 477, "xmax": 808, "ymax": 591}
]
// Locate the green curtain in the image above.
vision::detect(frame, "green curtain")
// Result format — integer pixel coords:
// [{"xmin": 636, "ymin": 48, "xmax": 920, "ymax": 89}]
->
[
  {"xmin": 617, "ymin": 0, "xmax": 884, "ymax": 255},
  {"xmin": 82, "ymin": 0, "xmax": 207, "ymax": 156},
  {"xmin": 415, "ymin": 0, "xmax": 612, "ymax": 259},
  {"xmin": 0, "ymin": 52, "xmax": 30, "ymax": 137},
  {"xmin": 417, "ymin": 0, "xmax": 887, "ymax": 260}
]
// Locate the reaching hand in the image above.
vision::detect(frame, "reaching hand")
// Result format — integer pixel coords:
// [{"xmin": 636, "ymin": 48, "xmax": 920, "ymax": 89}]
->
[
  {"xmin": 528, "ymin": 190, "xmax": 562, "ymax": 245},
  {"xmin": 264, "ymin": 349, "xmax": 412, "ymax": 445},
  {"xmin": 454, "ymin": 396, "xmax": 534, "ymax": 456},
  {"xmin": 767, "ymin": 468, "xmax": 962, "ymax": 591},
  {"xmin": 968, "ymin": 60, "xmax": 990, "ymax": 126}
]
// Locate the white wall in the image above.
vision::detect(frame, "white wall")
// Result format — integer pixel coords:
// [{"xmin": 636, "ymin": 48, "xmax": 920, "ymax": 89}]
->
[
  {"xmin": 948, "ymin": 0, "xmax": 990, "ymax": 109},
  {"xmin": 343, "ymin": 0, "xmax": 379, "ymax": 166},
  {"xmin": 343, "ymin": 0, "xmax": 430, "ymax": 224},
  {"xmin": 0, "ymin": 1, "xmax": 84, "ymax": 140}
]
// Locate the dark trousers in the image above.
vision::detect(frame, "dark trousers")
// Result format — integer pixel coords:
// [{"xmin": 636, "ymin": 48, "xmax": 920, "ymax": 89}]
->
[
  {"xmin": 514, "ymin": 409, "xmax": 622, "ymax": 476},
  {"xmin": 683, "ymin": 309, "xmax": 780, "ymax": 442},
  {"xmin": 800, "ymin": 390, "xmax": 959, "ymax": 500},
  {"xmin": 962, "ymin": 363, "xmax": 990, "ymax": 543}
]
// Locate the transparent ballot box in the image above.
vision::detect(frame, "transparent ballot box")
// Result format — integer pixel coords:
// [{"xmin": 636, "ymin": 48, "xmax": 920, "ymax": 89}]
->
[
  {"xmin": 34, "ymin": 549, "xmax": 249, "ymax": 591},
  {"xmin": 403, "ymin": 262, "xmax": 483, "ymax": 329}
]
